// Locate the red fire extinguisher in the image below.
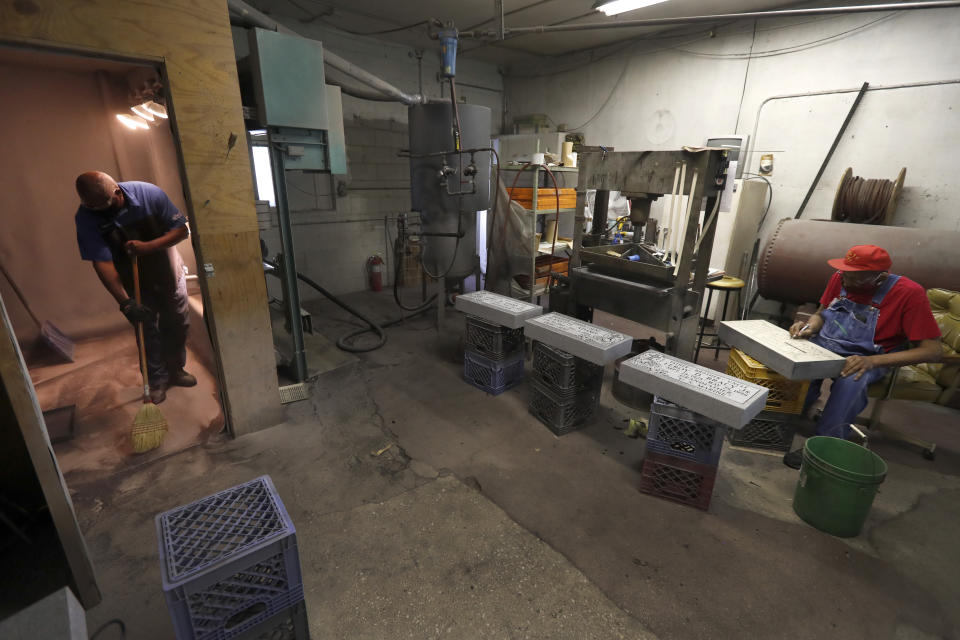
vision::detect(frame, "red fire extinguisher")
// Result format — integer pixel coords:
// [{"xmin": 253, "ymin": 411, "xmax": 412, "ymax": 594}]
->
[{"xmin": 367, "ymin": 254, "xmax": 384, "ymax": 292}]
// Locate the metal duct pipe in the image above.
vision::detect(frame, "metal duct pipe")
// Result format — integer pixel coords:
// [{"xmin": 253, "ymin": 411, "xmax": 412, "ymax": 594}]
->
[
  {"xmin": 461, "ymin": 1, "xmax": 960, "ymax": 37},
  {"xmin": 227, "ymin": 0, "xmax": 428, "ymax": 105},
  {"xmin": 758, "ymin": 219, "xmax": 960, "ymax": 304}
]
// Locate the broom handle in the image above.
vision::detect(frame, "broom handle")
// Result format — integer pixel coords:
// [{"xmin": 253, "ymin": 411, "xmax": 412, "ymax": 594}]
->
[{"xmin": 133, "ymin": 256, "xmax": 150, "ymax": 403}]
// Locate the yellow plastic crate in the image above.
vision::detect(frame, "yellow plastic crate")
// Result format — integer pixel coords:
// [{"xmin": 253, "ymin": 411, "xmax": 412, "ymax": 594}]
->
[{"xmin": 726, "ymin": 348, "xmax": 810, "ymax": 415}]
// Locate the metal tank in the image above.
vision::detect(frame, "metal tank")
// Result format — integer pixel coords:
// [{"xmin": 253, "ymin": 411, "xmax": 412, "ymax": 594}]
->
[
  {"xmin": 409, "ymin": 102, "xmax": 491, "ymax": 280},
  {"xmin": 758, "ymin": 219, "xmax": 960, "ymax": 304}
]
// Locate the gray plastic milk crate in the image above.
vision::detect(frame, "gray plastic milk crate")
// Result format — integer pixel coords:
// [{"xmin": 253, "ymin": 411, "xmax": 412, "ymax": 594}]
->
[
  {"xmin": 463, "ymin": 349, "xmax": 525, "ymax": 395},
  {"xmin": 727, "ymin": 411, "xmax": 798, "ymax": 453},
  {"xmin": 647, "ymin": 397, "xmax": 728, "ymax": 466},
  {"xmin": 528, "ymin": 377, "xmax": 602, "ymax": 436},
  {"xmin": 530, "ymin": 340, "xmax": 604, "ymax": 394},
  {"xmin": 464, "ymin": 314, "xmax": 525, "ymax": 360},
  {"xmin": 156, "ymin": 476, "xmax": 309, "ymax": 640}
]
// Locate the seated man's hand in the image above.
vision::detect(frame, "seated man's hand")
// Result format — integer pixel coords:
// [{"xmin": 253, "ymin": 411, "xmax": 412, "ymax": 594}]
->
[
  {"xmin": 790, "ymin": 314, "xmax": 822, "ymax": 339},
  {"xmin": 842, "ymin": 355, "xmax": 876, "ymax": 380}
]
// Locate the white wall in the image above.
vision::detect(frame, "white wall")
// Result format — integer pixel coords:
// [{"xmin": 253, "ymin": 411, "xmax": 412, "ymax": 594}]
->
[
  {"xmin": 505, "ymin": 6, "xmax": 960, "ymax": 243},
  {"xmin": 233, "ymin": 17, "xmax": 504, "ymax": 297}
]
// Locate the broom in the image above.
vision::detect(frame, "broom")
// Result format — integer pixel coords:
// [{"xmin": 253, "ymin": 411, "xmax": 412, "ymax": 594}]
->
[{"xmin": 131, "ymin": 255, "xmax": 168, "ymax": 453}]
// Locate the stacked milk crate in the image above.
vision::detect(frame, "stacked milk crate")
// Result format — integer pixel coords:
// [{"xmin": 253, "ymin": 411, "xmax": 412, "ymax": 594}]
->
[
  {"xmin": 725, "ymin": 349, "xmax": 810, "ymax": 452},
  {"xmin": 455, "ymin": 291, "xmax": 543, "ymax": 395},
  {"xmin": 718, "ymin": 320, "xmax": 847, "ymax": 453},
  {"xmin": 156, "ymin": 476, "xmax": 309, "ymax": 640},
  {"xmin": 620, "ymin": 351, "xmax": 769, "ymax": 511},
  {"xmin": 527, "ymin": 341, "xmax": 603, "ymax": 435},
  {"xmin": 524, "ymin": 313, "xmax": 633, "ymax": 436}
]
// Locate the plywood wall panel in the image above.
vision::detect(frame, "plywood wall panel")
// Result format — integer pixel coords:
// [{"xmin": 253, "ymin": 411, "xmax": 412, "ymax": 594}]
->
[{"xmin": 0, "ymin": 0, "xmax": 282, "ymax": 436}]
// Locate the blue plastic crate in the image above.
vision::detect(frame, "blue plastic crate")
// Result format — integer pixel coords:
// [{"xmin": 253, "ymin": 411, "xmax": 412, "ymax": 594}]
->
[
  {"xmin": 463, "ymin": 349, "xmax": 525, "ymax": 395},
  {"xmin": 232, "ymin": 597, "xmax": 309, "ymax": 640},
  {"xmin": 156, "ymin": 476, "xmax": 304, "ymax": 640},
  {"xmin": 646, "ymin": 397, "xmax": 727, "ymax": 467}
]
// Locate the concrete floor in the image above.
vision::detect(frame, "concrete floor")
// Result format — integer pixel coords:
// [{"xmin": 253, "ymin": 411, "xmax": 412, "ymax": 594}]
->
[
  {"xmin": 72, "ymin": 289, "xmax": 960, "ymax": 639},
  {"xmin": 30, "ymin": 293, "xmax": 223, "ymax": 480}
]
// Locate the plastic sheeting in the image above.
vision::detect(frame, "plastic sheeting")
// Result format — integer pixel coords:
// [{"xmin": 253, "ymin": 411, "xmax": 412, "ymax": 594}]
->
[{"xmin": 484, "ymin": 181, "xmax": 536, "ymax": 296}]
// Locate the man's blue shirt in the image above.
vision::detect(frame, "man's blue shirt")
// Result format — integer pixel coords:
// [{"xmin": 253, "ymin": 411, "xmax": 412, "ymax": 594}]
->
[{"xmin": 75, "ymin": 181, "xmax": 187, "ymax": 262}]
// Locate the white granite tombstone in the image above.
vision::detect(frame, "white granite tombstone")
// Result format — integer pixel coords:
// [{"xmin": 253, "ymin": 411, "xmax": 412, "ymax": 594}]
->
[
  {"xmin": 523, "ymin": 313, "xmax": 633, "ymax": 365},
  {"xmin": 619, "ymin": 350, "xmax": 768, "ymax": 428},
  {"xmin": 455, "ymin": 291, "xmax": 543, "ymax": 329},
  {"xmin": 718, "ymin": 320, "xmax": 846, "ymax": 380}
]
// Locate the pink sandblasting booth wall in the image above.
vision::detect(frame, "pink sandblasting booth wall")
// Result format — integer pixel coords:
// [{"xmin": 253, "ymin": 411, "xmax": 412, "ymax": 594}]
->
[{"xmin": 0, "ymin": 59, "xmax": 196, "ymax": 345}]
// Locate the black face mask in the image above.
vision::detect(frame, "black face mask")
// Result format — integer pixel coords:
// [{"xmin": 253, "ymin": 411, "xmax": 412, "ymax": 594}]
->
[
  {"xmin": 844, "ymin": 274, "xmax": 886, "ymax": 295},
  {"xmin": 94, "ymin": 201, "xmax": 123, "ymax": 218}
]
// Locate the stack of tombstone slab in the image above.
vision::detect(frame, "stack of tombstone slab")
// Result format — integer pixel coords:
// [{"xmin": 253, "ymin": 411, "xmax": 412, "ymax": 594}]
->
[
  {"xmin": 523, "ymin": 313, "xmax": 632, "ymax": 436},
  {"xmin": 719, "ymin": 320, "xmax": 846, "ymax": 452},
  {"xmin": 619, "ymin": 351, "xmax": 768, "ymax": 510},
  {"xmin": 455, "ymin": 291, "xmax": 542, "ymax": 395}
]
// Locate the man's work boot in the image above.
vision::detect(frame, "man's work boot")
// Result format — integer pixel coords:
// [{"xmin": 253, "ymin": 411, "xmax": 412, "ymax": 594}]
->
[
  {"xmin": 149, "ymin": 386, "xmax": 167, "ymax": 404},
  {"xmin": 170, "ymin": 370, "xmax": 197, "ymax": 387},
  {"xmin": 782, "ymin": 448, "xmax": 803, "ymax": 470}
]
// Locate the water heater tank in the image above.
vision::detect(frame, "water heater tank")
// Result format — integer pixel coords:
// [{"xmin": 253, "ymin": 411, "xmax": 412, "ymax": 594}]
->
[{"xmin": 409, "ymin": 103, "xmax": 491, "ymax": 280}]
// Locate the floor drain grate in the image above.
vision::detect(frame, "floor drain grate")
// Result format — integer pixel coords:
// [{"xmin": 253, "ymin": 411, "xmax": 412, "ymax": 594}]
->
[{"xmin": 278, "ymin": 383, "xmax": 309, "ymax": 404}]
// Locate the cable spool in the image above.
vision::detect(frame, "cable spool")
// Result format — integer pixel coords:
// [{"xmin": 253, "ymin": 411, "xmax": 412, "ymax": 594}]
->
[{"xmin": 831, "ymin": 167, "xmax": 906, "ymax": 225}]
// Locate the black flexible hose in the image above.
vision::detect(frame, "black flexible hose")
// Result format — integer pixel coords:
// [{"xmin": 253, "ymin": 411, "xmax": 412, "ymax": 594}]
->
[
  {"xmin": 393, "ymin": 235, "xmax": 439, "ymax": 312},
  {"xmin": 90, "ymin": 618, "xmax": 126, "ymax": 640},
  {"xmin": 265, "ymin": 260, "xmax": 390, "ymax": 353}
]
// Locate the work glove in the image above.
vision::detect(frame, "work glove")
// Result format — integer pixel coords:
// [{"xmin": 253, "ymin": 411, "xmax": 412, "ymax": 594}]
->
[{"xmin": 120, "ymin": 298, "xmax": 153, "ymax": 323}]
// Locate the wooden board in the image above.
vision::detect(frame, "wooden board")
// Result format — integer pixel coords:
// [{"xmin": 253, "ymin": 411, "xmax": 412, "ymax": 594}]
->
[
  {"xmin": 0, "ymin": 0, "xmax": 283, "ymax": 435},
  {"xmin": 0, "ymin": 294, "xmax": 100, "ymax": 608},
  {"xmin": 507, "ymin": 188, "xmax": 577, "ymax": 210}
]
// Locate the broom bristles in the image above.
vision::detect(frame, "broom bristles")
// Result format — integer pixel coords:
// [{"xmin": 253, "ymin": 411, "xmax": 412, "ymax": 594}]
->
[{"xmin": 132, "ymin": 402, "xmax": 168, "ymax": 454}]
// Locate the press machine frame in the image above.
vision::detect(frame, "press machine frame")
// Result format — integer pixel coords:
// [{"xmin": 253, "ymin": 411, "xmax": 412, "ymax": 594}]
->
[{"xmin": 549, "ymin": 148, "xmax": 728, "ymax": 360}]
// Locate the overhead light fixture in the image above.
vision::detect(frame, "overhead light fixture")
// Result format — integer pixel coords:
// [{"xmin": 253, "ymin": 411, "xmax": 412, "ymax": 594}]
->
[
  {"xmin": 116, "ymin": 113, "xmax": 149, "ymax": 130},
  {"xmin": 141, "ymin": 100, "xmax": 168, "ymax": 119},
  {"xmin": 595, "ymin": 0, "xmax": 669, "ymax": 16},
  {"xmin": 130, "ymin": 104, "xmax": 154, "ymax": 121}
]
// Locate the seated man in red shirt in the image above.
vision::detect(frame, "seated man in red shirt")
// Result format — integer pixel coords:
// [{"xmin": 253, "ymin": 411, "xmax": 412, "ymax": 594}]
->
[{"xmin": 782, "ymin": 245, "xmax": 941, "ymax": 469}]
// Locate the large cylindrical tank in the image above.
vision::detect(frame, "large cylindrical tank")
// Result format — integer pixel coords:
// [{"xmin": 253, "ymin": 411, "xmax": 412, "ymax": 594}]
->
[
  {"xmin": 758, "ymin": 219, "xmax": 960, "ymax": 304},
  {"xmin": 409, "ymin": 103, "xmax": 491, "ymax": 280}
]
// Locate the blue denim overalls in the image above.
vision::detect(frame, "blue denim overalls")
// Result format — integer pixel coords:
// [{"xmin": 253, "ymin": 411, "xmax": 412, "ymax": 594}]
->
[{"xmin": 804, "ymin": 274, "xmax": 901, "ymax": 439}]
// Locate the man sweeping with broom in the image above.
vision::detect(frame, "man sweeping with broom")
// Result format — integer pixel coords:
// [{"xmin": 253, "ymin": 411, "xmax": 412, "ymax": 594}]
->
[{"xmin": 74, "ymin": 171, "xmax": 195, "ymax": 452}]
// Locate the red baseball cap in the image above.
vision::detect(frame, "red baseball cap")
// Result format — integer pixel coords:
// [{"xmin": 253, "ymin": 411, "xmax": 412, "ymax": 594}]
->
[{"xmin": 827, "ymin": 245, "xmax": 892, "ymax": 272}]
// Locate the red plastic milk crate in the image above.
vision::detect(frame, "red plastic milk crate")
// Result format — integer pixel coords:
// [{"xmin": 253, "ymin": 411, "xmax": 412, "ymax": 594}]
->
[{"xmin": 639, "ymin": 450, "xmax": 718, "ymax": 511}]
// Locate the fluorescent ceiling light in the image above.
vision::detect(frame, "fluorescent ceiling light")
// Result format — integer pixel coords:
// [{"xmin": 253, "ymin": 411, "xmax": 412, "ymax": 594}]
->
[
  {"xmin": 142, "ymin": 100, "xmax": 168, "ymax": 119},
  {"xmin": 596, "ymin": 0, "xmax": 669, "ymax": 16},
  {"xmin": 130, "ymin": 104, "xmax": 154, "ymax": 121},
  {"xmin": 116, "ymin": 113, "xmax": 149, "ymax": 130}
]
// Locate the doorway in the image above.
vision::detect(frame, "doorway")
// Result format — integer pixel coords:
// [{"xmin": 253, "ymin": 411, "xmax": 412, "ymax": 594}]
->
[{"xmin": 0, "ymin": 44, "xmax": 224, "ymax": 478}]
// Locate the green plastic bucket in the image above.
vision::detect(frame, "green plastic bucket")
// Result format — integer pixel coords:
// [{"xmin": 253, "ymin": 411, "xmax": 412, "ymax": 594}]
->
[{"xmin": 792, "ymin": 436, "xmax": 887, "ymax": 538}]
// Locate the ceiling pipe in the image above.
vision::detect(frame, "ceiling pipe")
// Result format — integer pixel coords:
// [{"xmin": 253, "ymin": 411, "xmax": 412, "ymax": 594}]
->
[
  {"xmin": 460, "ymin": 1, "xmax": 960, "ymax": 37},
  {"xmin": 227, "ymin": 0, "xmax": 428, "ymax": 105}
]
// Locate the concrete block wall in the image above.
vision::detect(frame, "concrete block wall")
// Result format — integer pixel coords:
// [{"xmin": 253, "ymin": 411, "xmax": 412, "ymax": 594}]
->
[
  {"xmin": 234, "ymin": 15, "xmax": 503, "ymax": 300},
  {"xmin": 260, "ymin": 116, "xmax": 416, "ymax": 301}
]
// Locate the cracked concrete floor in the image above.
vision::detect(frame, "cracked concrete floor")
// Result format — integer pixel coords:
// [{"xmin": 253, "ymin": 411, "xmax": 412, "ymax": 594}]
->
[
  {"xmin": 71, "ymin": 290, "xmax": 960, "ymax": 639},
  {"xmin": 74, "ymin": 329, "xmax": 654, "ymax": 639}
]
